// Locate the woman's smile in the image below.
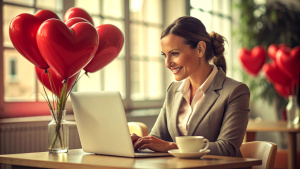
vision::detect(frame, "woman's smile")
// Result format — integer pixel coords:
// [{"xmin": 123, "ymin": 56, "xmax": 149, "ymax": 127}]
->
[{"xmin": 171, "ymin": 66, "xmax": 183, "ymax": 74}]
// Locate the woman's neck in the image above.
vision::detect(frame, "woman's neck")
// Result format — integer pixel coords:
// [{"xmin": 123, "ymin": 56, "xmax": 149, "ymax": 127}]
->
[{"xmin": 189, "ymin": 63, "xmax": 212, "ymax": 101}]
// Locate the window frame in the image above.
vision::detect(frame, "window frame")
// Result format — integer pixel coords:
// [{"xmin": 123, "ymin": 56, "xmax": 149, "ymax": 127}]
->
[
  {"xmin": 0, "ymin": 0, "xmax": 167, "ymax": 118},
  {"xmin": 189, "ymin": 0, "xmax": 234, "ymax": 77}
]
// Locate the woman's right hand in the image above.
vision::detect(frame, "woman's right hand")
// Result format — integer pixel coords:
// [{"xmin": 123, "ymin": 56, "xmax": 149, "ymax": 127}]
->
[{"xmin": 131, "ymin": 133, "xmax": 141, "ymax": 145}]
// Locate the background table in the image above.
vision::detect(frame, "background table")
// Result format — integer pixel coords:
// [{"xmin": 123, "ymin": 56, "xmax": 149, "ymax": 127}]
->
[
  {"xmin": 0, "ymin": 149, "xmax": 261, "ymax": 169},
  {"xmin": 246, "ymin": 119, "xmax": 300, "ymax": 169}
]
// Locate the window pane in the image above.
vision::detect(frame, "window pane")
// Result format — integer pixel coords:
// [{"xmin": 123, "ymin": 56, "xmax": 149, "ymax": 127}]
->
[
  {"xmin": 212, "ymin": 14, "xmax": 222, "ymax": 34},
  {"xmin": 103, "ymin": 59, "xmax": 125, "ymax": 96},
  {"xmin": 74, "ymin": 0, "xmax": 100, "ymax": 15},
  {"xmin": 103, "ymin": 0, "xmax": 124, "ymax": 18},
  {"xmin": 77, "ymin": 71, "xmax": 101, "ymax": 92},
  {"xmin": 223, "ymin": 18, "xmax": 232, "ymax": 75},
  {"xmin": 3, "ymin": 5, "xmax": 34, "ymax": 47},
  {"xmin": 146, "ymin": 0, "xmax": 162, "ymax": 24},
  {"xmin": 131, "ymin": 60, "xmax": 145, "ymax": 100},
  {"xmin": 4, "ymin": 49, "xmax": 35, "ymax": 101},
  {"xmin": 130, "ymin": 24, "xmax": 146, "ymax": 58},
  {"xmin": 4, "ymin": 0, "xmax": 34, "ymax": 6},
  {"xmin": 212, "ymin": 0, "xmax": 221, "ymax": 13},
  {"xmin": 36, "ymin": 0, "xmax": 62, "ymax": 11},
  {"xmin": 130, "ymin": 0, "xmax": 144, "ymax": 21},
  {"xmin": 148, "ymin": 27, "xmax": 161, "ymax": 58},
  {"xmin": 190, "ymin": 0, "xmax": 212, "ymax": 11},
  {"xmin": 93, "ymin": 17, "xmax": 102, "ymax": 26},
  {"xmin": 190, "ymin": 9, "xmax": 212, "ymax": 32},
  {"xmin": 222, "ymin": 0, "xmax": 231, "ymax": 16},
  {"xmin": 147, "ymin": 61, "xmax": 163, "ymax": 99}
]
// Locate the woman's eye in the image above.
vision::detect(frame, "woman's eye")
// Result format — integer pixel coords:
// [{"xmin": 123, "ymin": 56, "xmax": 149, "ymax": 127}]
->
[{"xmin": 171, "ymin": 52, "xmax": 179, "ymax": 56}]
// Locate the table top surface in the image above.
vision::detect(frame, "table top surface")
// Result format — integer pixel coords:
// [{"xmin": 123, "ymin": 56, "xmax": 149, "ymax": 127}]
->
[
  {"xmin": 247, "ymin": 119, "xmax": 300, "ymax": 132},
  {"xmin": 0, "ymin": 149, "xmax": 261, "ymax": 169}
]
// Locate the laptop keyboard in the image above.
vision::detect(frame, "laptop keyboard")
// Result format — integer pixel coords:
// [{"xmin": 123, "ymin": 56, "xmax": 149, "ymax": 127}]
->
[{"xmin": 135, "ymin": 149, "xmax": 155, "ymax": 153}]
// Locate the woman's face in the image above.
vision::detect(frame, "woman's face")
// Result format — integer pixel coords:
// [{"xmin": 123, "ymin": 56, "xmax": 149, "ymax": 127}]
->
[{"xmin": 161, "ymin": 34, "xmax": 201, "ymax": 81}]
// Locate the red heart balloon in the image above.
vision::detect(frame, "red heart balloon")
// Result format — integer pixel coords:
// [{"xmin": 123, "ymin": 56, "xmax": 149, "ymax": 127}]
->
[
  {"xmin": 65, "ymin": 17, "xmax": 90, "ymax": 27},
  {"xmin": 35, "ymin": 67, "xmax": 78, "ymax": 97},
  {"xmin": 9, "ymin": 10, "xmax": 59, "ymax": 69},
  {"xmin": 239, "ymin": 46, "xmax": 267, "ymax": 76},
  {"xmin": 64, "ymin": 7, "xmax": 94, "ymax": 25},
  {"xmin": 268, "ymin": 44, "xmax": 279, "ymax": 61},
  {"xmin": 274, "ymin": 83, "xmax": 293, "ymax": 98},
  {"xmin": 262, "ymin": 62, "xmax": 292, "ymax": 86},
  {"xmin": 36, "ymin": 19, "xmax": 99, "ymax": 80},
  {"xmin": 84, "ymin": 24, "xmax": 124, "ymax": 73},
  {"xmin": 276, "ymin": 46, "xmax": 300, "ymax": 84},
  {"xmin": 268, "ymin": 44, "xmax": 291, "ymax": 61}
]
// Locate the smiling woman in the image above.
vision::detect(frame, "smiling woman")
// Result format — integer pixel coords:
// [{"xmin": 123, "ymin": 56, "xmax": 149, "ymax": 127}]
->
[{"xmin": 132, "ymin": 16, "xmax": 250, "ymax": 157}]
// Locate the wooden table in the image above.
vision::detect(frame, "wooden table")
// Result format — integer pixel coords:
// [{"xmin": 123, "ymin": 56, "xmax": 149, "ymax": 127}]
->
[
  {"xmin": 246, "ymin": 119, "xmax": 300, "ymax": 169},
  {"xmin": 0, "ymin": 149, "xmax": 261, "ymax": 169}
]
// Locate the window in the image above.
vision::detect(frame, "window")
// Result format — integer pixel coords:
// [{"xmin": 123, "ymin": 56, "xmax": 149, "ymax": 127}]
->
[
  {"xmin": 0, "ymin": 0, "xmax": 165, "ymax": 118},
  {"xmin": 189, "ymin": 0, "xmax": 234, "ymax": 77},
  {"xmin": 129, "ymin": 0, "xmax": 164, "ymax": 101},
  {"xmin": 9, "ymin": 58, "xmax": 17, "ymax": 82}
]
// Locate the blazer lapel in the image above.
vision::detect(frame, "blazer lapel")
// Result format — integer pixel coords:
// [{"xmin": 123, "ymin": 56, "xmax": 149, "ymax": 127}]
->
[
  {"xmin": 187, "ymin": 69, "xmax": 226, "ymax": 136},
  {"xmin": 170, "ymin": 89, "xmax": 183, "ymax": 139}
]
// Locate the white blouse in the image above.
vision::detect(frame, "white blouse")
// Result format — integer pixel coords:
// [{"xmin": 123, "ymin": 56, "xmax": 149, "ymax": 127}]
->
[{"xmin": 177, "ymin": 65, "xmax": 218, "ymax": 136}]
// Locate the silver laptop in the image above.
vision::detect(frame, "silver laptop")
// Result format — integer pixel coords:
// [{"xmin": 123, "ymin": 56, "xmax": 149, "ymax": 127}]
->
[{"xmin": 70, "ymin": 91, "xmax": 170, "ymax": 158}]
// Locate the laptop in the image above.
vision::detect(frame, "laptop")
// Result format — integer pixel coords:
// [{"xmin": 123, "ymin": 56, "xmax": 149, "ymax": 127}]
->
[{"xmin": 70, "ymin": 91, "xmax": 171, "ymax": 158}]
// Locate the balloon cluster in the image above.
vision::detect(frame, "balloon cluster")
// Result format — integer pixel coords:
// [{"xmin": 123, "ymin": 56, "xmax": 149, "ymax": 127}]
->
[
  {"xmin": 9, "ymin": 8, "xmax": 124, "ymax": 97},
  {"xmin": 238, "ymin": 44, "xmax": 300, "ymax": 98}
]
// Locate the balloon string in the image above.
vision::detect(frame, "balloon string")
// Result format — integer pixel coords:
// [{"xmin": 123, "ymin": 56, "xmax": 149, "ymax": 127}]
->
[
  {"xmin": 66, "ymin": 71, "xmax": 85, "ymax": 99},
  {"xmin": 48, "ymin": 68, "xmax": 59, "ymax": 110},
  {"xmin": 40, "ymin": 69, "xmax": 54, "ymax": 118}
]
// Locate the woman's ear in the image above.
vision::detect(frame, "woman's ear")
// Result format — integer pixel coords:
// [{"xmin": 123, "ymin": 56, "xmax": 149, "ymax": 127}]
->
[{"xmin": 197, "ymin": 41, "xmax": 206, "ymax": 57}]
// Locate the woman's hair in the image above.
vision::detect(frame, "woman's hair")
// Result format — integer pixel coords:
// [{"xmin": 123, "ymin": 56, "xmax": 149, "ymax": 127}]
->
[{"xmin": 161, "ymin": 16, "xmax": 227, "ymax": 73}]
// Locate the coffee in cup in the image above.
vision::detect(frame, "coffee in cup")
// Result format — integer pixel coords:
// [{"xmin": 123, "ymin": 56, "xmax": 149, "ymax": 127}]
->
[{"xmin": 175, "ymin": 136, "xmax": 209, "ymax": 153}]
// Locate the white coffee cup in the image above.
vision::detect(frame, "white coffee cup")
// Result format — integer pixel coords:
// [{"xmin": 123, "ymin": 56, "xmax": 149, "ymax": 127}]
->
[{"xmin": 176, "ymin": 136, "xmax": 209, "ymax": 153}]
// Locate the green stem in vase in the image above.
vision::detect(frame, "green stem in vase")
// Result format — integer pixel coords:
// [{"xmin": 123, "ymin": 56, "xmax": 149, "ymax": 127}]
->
[{"xmin": 49, "ymin": 82, "xmax": 68, "ymax": 150}]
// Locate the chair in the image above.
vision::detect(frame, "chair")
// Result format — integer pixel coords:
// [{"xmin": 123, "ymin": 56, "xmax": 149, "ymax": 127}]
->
[
  {"xmin": 240, "ymin": 141, "xmax": 277, "ymax": 169},
  {"xmin": 128, "ymin": 122, "xmax": 149, "ymax": 137}
]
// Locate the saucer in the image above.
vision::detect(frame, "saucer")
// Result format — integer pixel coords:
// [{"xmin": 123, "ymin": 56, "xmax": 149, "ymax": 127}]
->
[{"xmin": 168, "ymin": 149, "xmax": 210, "ymax": 159}]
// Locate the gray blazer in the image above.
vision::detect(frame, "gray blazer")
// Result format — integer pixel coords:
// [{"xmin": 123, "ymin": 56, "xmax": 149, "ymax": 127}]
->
[{"xmin": 150, "ymin": 68, "xmax": 250, "ymax": 157}]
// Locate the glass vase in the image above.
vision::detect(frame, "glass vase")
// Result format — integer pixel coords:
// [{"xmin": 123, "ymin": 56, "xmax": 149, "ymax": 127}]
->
[
  {"xmin": 286, "ymin": 96, "xmax": 300, "ymax": 128},
  {"xmin": 48, "ymin": 110, "xmax": 69, "ymax": 153}
]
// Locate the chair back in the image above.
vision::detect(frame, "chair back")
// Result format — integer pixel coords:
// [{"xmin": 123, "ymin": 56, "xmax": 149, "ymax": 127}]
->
[
  {"xmin": 128, "ymin": 122, "xmax": 149, "ymax": 137},
  {"xmin": 240, "ymin": 141, "xmax": 277, "ymax": 169}
]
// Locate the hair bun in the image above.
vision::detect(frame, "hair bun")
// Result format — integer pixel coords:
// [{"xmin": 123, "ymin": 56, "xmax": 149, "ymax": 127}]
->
[
  {"xmin": 209, "ymin": 32, "xmax": 225, "ymax": 57},
  {"xmin": 209, "ymin": 32, "xmax": 227, "ymax": 73}
]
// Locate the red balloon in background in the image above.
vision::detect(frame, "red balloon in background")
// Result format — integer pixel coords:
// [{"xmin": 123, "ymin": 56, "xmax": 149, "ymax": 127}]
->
[
  {"xmin": 274, "ymin": 83, "xmax": 292, "ymax": 98},
  {"xmin": 35, "ymin": 67, "xmax": 78, "ymax": 97},
  {"xmin": 276, "ymin": 46, "xmax": 300, "ymax": 84},
  {"xmin": 37, "ymin": 19, "xmax": 99, "ymax": 80},
  {"xmin": 262, "ymin": 62, "xmax": 292, "ymax": 86},
  {"xmin": 64, "ymin": 7, "xmax": 94, "ymax": 25},
  {"xmin": 268, "ymin": 44, "xmax": 279, "ymax": 61},
  {"xmin": 65, "ymin": 17, "xmax": 90, "ymax": 27},
  {"xmin": 84, "ymin": 24, "xmax": 124, "ymax": 73},
  {"xmin": 268, "ymin": 44, "xmax": 291, "ymax": 61},
  {"xmin": 239, "ymin": 46, "xmax": 267, "ymax": 76},
  {"xmin": 9, "ymin": 10, "xmax": 59, "ymax": 69}
]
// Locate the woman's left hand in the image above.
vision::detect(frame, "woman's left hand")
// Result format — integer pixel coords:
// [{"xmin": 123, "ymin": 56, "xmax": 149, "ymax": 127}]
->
[{"xmin": 133, "ymin": 135, "xmax": 177, "ymax": 152}]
